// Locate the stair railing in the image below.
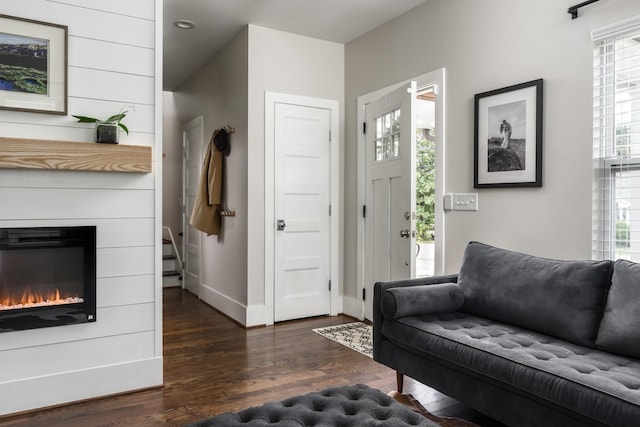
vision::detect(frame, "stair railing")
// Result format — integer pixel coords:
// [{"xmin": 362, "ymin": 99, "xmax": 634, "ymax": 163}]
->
[{"xmin": 162, "ymin": 226, "xmax": 183, "ymax": 271}]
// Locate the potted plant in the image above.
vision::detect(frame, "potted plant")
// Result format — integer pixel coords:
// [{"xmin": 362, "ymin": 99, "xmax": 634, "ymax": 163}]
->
[{"xmin": 72, "ymin": 111, "xmax": 129, "ymax": 144}]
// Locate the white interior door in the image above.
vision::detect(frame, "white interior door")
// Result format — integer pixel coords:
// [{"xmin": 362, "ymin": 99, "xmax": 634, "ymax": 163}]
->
[
  {"xmin": 364, "ymin": 82, "xmax": 417, "ymax": 320},
  {"xmin": 274, "ymin": 103, "xmax": 331, "ymax": 322},
  {"xmin": 182, "ymin": 117, "xmax": 203, "ymax": 297}
]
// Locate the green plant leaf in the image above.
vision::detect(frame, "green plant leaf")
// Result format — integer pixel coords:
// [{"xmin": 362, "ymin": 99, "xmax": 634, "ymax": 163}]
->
[
  {"xmin": 105, "ymin": 113, "xmax": 126, "ymax": 123},
  {"xmin": 118, "ymin": 123, "xmax": 129, "ymax": 135},
  {"xmin": 72, "ymin": 115, "xmax": 99, "ymax": 123}
]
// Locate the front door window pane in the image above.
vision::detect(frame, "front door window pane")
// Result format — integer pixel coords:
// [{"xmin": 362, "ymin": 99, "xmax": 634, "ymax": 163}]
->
[{"xmin": 374, "ymin": 108, "xmax": 400, "ymax": 162}]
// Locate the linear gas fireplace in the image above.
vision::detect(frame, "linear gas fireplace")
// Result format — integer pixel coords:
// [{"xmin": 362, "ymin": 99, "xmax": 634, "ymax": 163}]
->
[{"xmin": 0, "ymin": 226, "xmax": 96, "ymax": 333}]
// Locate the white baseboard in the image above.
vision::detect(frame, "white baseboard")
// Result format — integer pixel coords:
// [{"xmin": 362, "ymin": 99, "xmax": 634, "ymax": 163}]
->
[
  {"xmin": 199, "ymin": 284, "xmax": 248, "ymax": 326},
  {"xmin": 342, "ymin": 296, "xmax": 364, "ymax": 320},
  {"xmin": 198, "ymin": 285, "xmax": 267, "ymax": 327},
  {"xmin": 0, "ymin": 357, "xmax": 162, "ymax": 416},
  {"xmin": 197, "ymin": 288, "xmax": 367, "ymax": 327},
  {"xmin": 246, "ymin": 305, "xmax": 266, "ymax": 327}
]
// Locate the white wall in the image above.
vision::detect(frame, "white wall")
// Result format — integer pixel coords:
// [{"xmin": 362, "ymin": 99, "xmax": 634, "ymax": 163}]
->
[
  {"xmin": 162, "ymin": 91, "xmax": 183, "ymax": 257},
  {"xmin": 170, "ymin": 25, "xmax": 344, "ymax": 326},
  {"xmin": 172, "ymin": 27, "xmax": 250, "ymax": 322},
  {"xmin": 0, "ymin": 0, "xmax": 162, "ymax": 414},
  {"xmin": 247, "ymin": 25, "xmax": 344, "ymax": 325},
  {"xmin": 344, "ymin": 0, "xmax": 640, "ymax": 297}
]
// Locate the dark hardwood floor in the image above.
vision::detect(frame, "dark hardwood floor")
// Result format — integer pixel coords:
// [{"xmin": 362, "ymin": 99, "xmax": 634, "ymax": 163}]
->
[{"xmin": 0, "ymin": 288, "xmax": 497, "ymax": 426}]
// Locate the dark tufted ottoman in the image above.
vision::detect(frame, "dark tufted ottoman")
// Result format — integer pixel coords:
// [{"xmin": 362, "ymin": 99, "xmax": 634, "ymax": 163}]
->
[{"xmin": 186, "ymin": 384, "xmax": 439, "ymax": 426}]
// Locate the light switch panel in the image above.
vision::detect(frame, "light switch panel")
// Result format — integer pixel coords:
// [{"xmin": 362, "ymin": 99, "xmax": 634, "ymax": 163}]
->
[{"xmin": 453, "ymin": 193, "xmax": 478, "ymax": 211}]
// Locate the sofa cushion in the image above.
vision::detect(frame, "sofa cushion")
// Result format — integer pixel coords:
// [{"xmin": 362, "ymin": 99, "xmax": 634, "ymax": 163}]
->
[
  {"xmin": 380, "ymin": 283, "xmax": 464, "ymax": 319},
  {"xmin": 457, "ymin": 242, "xmax": 612, "ymax": 347},
  {"xmin": 381, "ymin": 313, "xmax": 640, "ymax": 426},
  {"xmin": 596, "ymin": 259, "xmax": 640, "ymax": 359}
]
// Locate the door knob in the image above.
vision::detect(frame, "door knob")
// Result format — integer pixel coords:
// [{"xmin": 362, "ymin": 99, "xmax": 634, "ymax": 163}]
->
[
  {"xmin": 400, "ymin": 229, "xmax": 410, "ymax": 238},
  {"xmin": 277, "ymin": 219, "xmax": 286, "ymax": 231}
]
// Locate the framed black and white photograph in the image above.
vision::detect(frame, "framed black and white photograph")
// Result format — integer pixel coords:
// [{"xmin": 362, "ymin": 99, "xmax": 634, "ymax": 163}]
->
[
  {"xmin": 474, "ymin": 79, "xmax": 543, "ymax": 188},
  {"xmin": 0, "ymin": 14, "xmax": 67, "ymax": 114}
]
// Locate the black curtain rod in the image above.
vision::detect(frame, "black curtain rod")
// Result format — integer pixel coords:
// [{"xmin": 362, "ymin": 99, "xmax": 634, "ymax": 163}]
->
[{"xmin": 568, "ymin": 0, "xmax": 600, "ymax": 19}]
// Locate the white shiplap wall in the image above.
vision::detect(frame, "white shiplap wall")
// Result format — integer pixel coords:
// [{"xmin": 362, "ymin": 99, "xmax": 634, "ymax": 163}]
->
[{"xmin": 0, "ymin": 0, "xmax": 162, "ymax": 415}]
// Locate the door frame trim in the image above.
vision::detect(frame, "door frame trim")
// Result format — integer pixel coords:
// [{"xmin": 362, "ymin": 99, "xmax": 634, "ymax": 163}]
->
[
  {"xmin": 182, "ymin": 115, "xmax": 204, "ymax": 294},
  {"xmin": 264, "ymin": 92, "xmax": 341, "ymax": 325},
  {"xmin": 356, "ymin": 69, "xmax": 446, "ymax": 320}
]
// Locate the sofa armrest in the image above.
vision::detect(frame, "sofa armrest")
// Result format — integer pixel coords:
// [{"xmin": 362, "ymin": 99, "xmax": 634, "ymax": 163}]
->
[{"xmin": 373, "ymin": 274, "xmax": 459, "ymax": 361}]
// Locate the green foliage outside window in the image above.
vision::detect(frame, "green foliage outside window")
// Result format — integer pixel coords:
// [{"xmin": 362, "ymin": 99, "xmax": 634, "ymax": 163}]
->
[
  {"xmin": 616, "ymin": 220, "xmax": 630, "ymax": 248},
  {"xmin": 616, "ymin": 125, "xmax": 630, "ymax": 157},
  {"xmin": 416, "ymin": 129, "xmax": 435, "ymax": 241}
]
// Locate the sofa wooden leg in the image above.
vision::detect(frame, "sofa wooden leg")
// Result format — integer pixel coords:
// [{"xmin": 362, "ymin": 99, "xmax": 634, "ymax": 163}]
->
[{"xmin": 396, "ymin": 371, "xmax": 404, "ymax": 393}]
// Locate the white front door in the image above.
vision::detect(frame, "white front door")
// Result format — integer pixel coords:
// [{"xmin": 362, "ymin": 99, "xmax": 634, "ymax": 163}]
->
[
  {"xmin": 364, "ymin": 82, "xmax": 417, "ymax": 320},
  {"xmin": 182, "ymin": 116, "xmax": 203, "ymax": 297},
  {"xmin": 274, "ymin": 103, "xmax": 331, "ymax": 322}
]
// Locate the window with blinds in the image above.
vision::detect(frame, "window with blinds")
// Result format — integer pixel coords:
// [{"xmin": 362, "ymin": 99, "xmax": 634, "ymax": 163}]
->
[{"xmin": 592, "ymin": 17, "xmax": 640, "ymax": 261}]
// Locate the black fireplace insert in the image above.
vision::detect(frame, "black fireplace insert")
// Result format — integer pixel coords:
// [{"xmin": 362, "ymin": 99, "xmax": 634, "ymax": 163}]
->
[{"xmin": 0, "ymin": 226, "xmax": 96, "ymax": 332}]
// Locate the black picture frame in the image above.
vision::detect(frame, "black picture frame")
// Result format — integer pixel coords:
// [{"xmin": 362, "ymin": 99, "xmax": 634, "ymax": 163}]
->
[
  {"xmin": 0, "ymin": 14, "xmax": 68, "ymax": 115},
  {"xmin": 474, "ymin": 79, "xmax": 543, "ymax": 188}
]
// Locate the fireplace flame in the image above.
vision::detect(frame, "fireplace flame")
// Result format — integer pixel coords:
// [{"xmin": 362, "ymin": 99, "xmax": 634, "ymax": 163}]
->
[{"xmin": 0, "ymin": 288, "xmax": 84, "ymax": 311}]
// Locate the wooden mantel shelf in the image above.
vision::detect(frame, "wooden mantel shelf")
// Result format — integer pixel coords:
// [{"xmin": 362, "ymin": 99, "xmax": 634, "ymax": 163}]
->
[{"xmin": 0, "ymin": 137, "xmax": 152, "ymax": 173}]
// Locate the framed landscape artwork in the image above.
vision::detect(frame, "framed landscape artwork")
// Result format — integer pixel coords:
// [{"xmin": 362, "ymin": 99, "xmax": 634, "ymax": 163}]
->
[
  {"xmin": 0, "ymin": 14, "xmax": 67, "ymax": 114},
  {"xmin": 474, "ymin": 79, "xmax": 543, "ymax": 188}
]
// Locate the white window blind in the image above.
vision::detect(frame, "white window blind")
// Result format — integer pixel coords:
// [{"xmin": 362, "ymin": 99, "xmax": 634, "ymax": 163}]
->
[{"xmin": 593, "ymin": 17, "xmax": 640, "ymax": 261}]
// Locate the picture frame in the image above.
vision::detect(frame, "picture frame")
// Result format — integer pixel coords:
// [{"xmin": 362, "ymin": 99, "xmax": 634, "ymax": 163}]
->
[
  {"xmin": 0, "ymin": 14, "xmax": 68, "ymax": 115},
  {"xmin": 474, "ymin": 79, "xmax": 543, "ymax": 188}
]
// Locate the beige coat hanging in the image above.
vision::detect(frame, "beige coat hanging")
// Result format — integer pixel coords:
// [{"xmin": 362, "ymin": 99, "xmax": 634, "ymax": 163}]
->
[{"xmin": 189, "ymin": 130, "xmax": 222, "ymax": 236}]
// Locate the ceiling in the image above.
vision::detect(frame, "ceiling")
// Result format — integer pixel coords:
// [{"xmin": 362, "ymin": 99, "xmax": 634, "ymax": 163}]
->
[{"xmin": 163, "ymin": 0, "xmax": 427, "ymax": 91}]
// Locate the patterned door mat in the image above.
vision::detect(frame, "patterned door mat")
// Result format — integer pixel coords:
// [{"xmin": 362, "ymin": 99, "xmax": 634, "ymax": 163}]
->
[{"xmin": 313, "ymin": 322, "xmax": 373, "ymax": 358}]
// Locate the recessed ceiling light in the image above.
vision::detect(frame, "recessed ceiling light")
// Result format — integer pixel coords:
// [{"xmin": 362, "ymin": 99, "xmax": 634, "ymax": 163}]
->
[{"xmin": 174, "ymin": 20, "xmax": 196, "ymax": 30}]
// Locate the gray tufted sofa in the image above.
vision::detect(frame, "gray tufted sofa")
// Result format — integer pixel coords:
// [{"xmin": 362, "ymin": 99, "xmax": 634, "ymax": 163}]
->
[{"xmin": 373, "ymin": 241, "xmax": 640, "ymax": 427}]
